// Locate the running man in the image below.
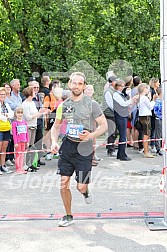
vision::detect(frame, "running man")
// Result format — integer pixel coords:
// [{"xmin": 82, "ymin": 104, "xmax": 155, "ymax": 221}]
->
[{"xmin": 51, "ymin": 72, "xmax": 108, "ymax": 227}]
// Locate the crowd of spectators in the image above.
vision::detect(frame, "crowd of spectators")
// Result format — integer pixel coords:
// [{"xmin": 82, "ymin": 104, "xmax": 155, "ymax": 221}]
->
[{"xmin": 0, "ymin": 73, "xmax": 162, "ymax": 176}]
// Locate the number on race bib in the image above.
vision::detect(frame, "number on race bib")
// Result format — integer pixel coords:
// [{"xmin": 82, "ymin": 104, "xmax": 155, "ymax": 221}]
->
[{"xmin": 66, "ymin": 124, "xmax": 83, "ymax": 138}]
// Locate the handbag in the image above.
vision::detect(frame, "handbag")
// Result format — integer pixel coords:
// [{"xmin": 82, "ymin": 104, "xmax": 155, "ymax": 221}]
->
[
  {"xmin": 134, "ymin": 109, "xmax": 143, "ymax": 131},
  {"xmin": 0, "ymin": 120, "xmax": 11, "ymax": 132}
]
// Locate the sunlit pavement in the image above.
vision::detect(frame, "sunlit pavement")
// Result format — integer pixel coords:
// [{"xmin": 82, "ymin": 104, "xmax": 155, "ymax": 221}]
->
[{"xmin": 1, "ymin": 142, "xmax": 167, "ymax": 252}]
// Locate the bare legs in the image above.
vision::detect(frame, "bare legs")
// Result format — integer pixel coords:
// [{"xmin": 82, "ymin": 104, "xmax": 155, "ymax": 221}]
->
[
  {"xmin": 60, "ymin": 176, "xmax": 88, "ymax": 215},
  {"xmin": 0, "ymin": 140, "xmax": 8, "ymax": 166},
  {"xmin": 143, "ymin": 134, "xmax": 149, "ymax": 154}
]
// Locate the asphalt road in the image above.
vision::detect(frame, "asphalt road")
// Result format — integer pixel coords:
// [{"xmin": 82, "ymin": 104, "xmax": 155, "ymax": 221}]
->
[{"xmin": 0, "ymin": 141, "xmax": 167, "ymax": 252}]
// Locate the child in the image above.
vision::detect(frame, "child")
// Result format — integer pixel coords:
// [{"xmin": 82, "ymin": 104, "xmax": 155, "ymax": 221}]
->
[
  {"xmin": 154, "ymin": 88, "xmax": 162, "ymax": 155},
  {"xmin": 12, "ymin": 107, "xmax": 29, "ymax": 174}
]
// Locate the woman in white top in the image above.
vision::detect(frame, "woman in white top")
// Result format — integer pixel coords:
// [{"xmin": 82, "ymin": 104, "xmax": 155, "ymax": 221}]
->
[
  {"xmin": 138, "ymin": 83, "xmax": 157, "ymax": 158},
  {"xmin": 22, "ymin": 86, "xmax": 49, "ymax": 146}
]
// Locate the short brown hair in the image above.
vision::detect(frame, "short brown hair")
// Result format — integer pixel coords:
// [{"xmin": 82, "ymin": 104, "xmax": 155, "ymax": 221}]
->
[
  {"xmin": 22, "ymin": 86, "xmax": 33, "ymax": 98},
  {"xmin": 41, "ymin": 76, "xmax": 50, "ymax": 86},
  {"xmin": 69, "ymin": 72, "xmax": 86, "ymax": 83},
  {"xmin": 3, "ymin": 83, "xmax": 12, "ymax": 89}
]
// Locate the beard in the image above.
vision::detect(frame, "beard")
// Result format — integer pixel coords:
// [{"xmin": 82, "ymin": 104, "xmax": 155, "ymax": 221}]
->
[{"xmin": 71, "ymin": 89, "xmax": 83, "ymax": 96}]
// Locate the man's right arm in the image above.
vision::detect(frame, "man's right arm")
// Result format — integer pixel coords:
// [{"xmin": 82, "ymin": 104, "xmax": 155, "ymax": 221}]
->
[{"xmin": 51, "ymin": 119, "xmax": 62, "ymax": 145}]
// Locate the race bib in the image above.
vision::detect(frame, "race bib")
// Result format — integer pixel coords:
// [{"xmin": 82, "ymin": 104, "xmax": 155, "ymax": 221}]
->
[
  {"xmin": 17, "ymin": 125, "xmax": 27, "ymax": 134},
  {"xmin": 66, "ymin": 124, "xmax": 83, "ymax": 138}
]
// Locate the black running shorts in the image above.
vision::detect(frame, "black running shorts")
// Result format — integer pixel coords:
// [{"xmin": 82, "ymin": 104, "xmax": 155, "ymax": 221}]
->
[{"xmin": 57, "ymin": 137, "xmax": 93, "ymax": 184}]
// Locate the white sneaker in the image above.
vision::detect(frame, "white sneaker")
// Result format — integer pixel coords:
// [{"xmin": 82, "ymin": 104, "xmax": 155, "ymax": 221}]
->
[
  {"xmin": 94, "ymin": 155, "xmax": 101, "ymax": 161},
  {"xmin": 58, "ymin": 215, "xmax": 74, "ymax": 227},
  {"xmin": 151, "ymin": 147, "xmax": 157, "ymax": 153},
  {"xmin": 23, "ymin": 165, "xmax": 28, "ymax": 171},
  {"xmin": 5, "ymin": 160, "xmax": 14, "ymax": 166},
  {"xmin": 45, "ymin": 154, "xmax": 53, "ymax": 160},
  {"xmin": 138, "ymin": 148, "xmax": 144, "ymax": 154},
  {"xmin": 0, "ymin": 170, "xmax": 3, "ymax": 175},
  {"xmin": 83, "ymin": 189, "xmax": 92, "ymax": 204},
  {"xmin": 11, "ymin": 159, "xmax": 15, "ymax": 164},
  {"xmin": 1, "ymin": 165, "xmax": 12, "ymax": 173}
]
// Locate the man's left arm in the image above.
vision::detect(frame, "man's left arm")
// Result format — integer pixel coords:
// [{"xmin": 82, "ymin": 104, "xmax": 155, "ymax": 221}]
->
[
  {"xmin": 79, "ymin": 101, "xmax": 108, "ymax": 140},
  {"xmin": 91, "ymin": 114, "xmax": 108, "ymax": 138}
]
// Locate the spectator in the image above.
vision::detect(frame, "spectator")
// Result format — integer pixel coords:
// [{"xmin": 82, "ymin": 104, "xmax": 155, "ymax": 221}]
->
[
  {"xmin": 0, "ymin": 87, "xmax": 14, "ymax": 174},
  {"xmin": 101, "ymin": 76, "xmax": 117, "ymax": 157},
  {"xmin": 12, "ymin": 107, "xmax": 29, "ymax": 174},
  {"xmin": 43, "ymin": 81, "xmax": 59, "ymax": 160},
  {"xmin": 8, "ymin": 79, "xmax": 22, "ymax": 110},
  {"xmin": 4, "ymin": 83, "xmax": 15, "ymax": 166},
  {"xmin": 154, "ymin": 88, "xmax": 162, "ymax": 155},
  {"xmin": 149, "ymin": 77, "xmax": 160, "ymax": 153},
  {"xmin": 39, "ymin": 76, "xmax": 51, "ymax": 97},
  {"xmin": 53, "ymin": 87, "xmax": 63, "ymax": 109},
  {"xmin": 5, "ymin": 79, "xmax": 23, "ymax": 163},
  {"xmin": 84, "ymin": 85, "xmax": 100, "ymax": 166},
  {"xmin": 113, "ymin": 80, "xmax": 138, "ymax": 161},
  {"xmin": 131, "ymin": 76, "xmax": 143, "ymax": 151},
  {"xmin": 51, "ymin": 79, "xmax": 61, "ymax": 88},
  {"xmin": 138, "ymin": 83, "xmax": 158, "ymax": 158},
  {"xmin": 123, "ymin": 76, "xmax": 133, "ymax": 147},
  {"xmin": 28, "ymin": 80, "xmax": 46, "ymax": 167},
  {"xmin": 58, "ymin": 90, "xmax": 71, "ymax": 140},
  {"xmin": 22, "ymin": 86, "xmax": 49, "ymax": 170}
]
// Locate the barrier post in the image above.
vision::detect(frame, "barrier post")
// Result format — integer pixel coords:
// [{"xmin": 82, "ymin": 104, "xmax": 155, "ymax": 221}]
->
[
  {"xmin": 161, "ymin": 0, "xmax": 167, "ymax": 225},
  {"xmin": 145, "ymin": 0, "xmax": 167, "ymax": 230}
]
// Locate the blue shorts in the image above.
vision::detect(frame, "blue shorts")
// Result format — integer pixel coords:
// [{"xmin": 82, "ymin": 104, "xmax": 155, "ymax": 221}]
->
[{"xmin": 0, "ymin": 131, "xmax": 11, "ymax": 141}]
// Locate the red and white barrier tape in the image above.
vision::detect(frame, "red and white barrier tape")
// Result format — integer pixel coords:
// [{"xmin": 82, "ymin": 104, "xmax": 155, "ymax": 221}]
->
[
  {"xmin": 94, "ymin": 138, "xmax": 163, "ymax": 147},
  {"xmin": 0, "ymin": 149, "xmax": 50, "ymax": 155},
  {"xmin": 0, "ymin": 138, "xmax": 163, "ymax": 154}
]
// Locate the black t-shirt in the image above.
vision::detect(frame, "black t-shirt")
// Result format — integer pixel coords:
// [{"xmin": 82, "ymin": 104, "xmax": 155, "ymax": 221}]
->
[{"xmin": 39, "ymin": 86, "xmax": 50, "ymax": 97}]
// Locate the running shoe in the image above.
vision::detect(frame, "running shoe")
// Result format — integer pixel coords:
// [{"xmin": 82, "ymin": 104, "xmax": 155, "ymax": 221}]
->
[
  {"xmin": 151, "ymin": 147, "xmax": 157, "ymax": 154},
  {"xmin": 1, "ymin": 165, "xmax": 12, "ymax": 173},
  {"xmin": 157, "ymin": 149, "xmax": 163, "ymax": 156},
  {"xmin": 53, "ymin": 154, "xmax": 59, "ymax": 159},
  {"xmin": 45, "ymin": 153, "xmax": 53, "ymax": 160},
  {"xmin": 83, "ymin": 189, "xmax": 92, "ymax": 204},
  {"xmin": 58, "ymin": 215, "xmax": 74, "ymax": 227},
  {"xmin": 138, "ymin": 148, "xmax": 144, "ymax": 154},
  {"xmin": 5, "ymin": 160, "xmax": 14, "ymax": 166},
  {"xmin": 93, "ymin": 155, "xmax": 101, "ymax": 161}
]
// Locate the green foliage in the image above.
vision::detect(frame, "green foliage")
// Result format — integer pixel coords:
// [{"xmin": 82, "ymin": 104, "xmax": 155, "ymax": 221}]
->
[{"xmin": 0, "ymin": 0, "xmax": 160, "ymax": 101}]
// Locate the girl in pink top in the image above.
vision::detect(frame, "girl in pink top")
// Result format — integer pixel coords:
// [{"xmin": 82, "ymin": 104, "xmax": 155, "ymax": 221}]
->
[{"xmin": 12, "ymin": 107, "xmax": 29, "ymax": 174}]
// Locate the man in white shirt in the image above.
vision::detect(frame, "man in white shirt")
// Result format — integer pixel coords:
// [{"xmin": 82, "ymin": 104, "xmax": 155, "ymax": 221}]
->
[{"xmin": 101, "ymin": 76, "xmax": 117, "ymax": 156}]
